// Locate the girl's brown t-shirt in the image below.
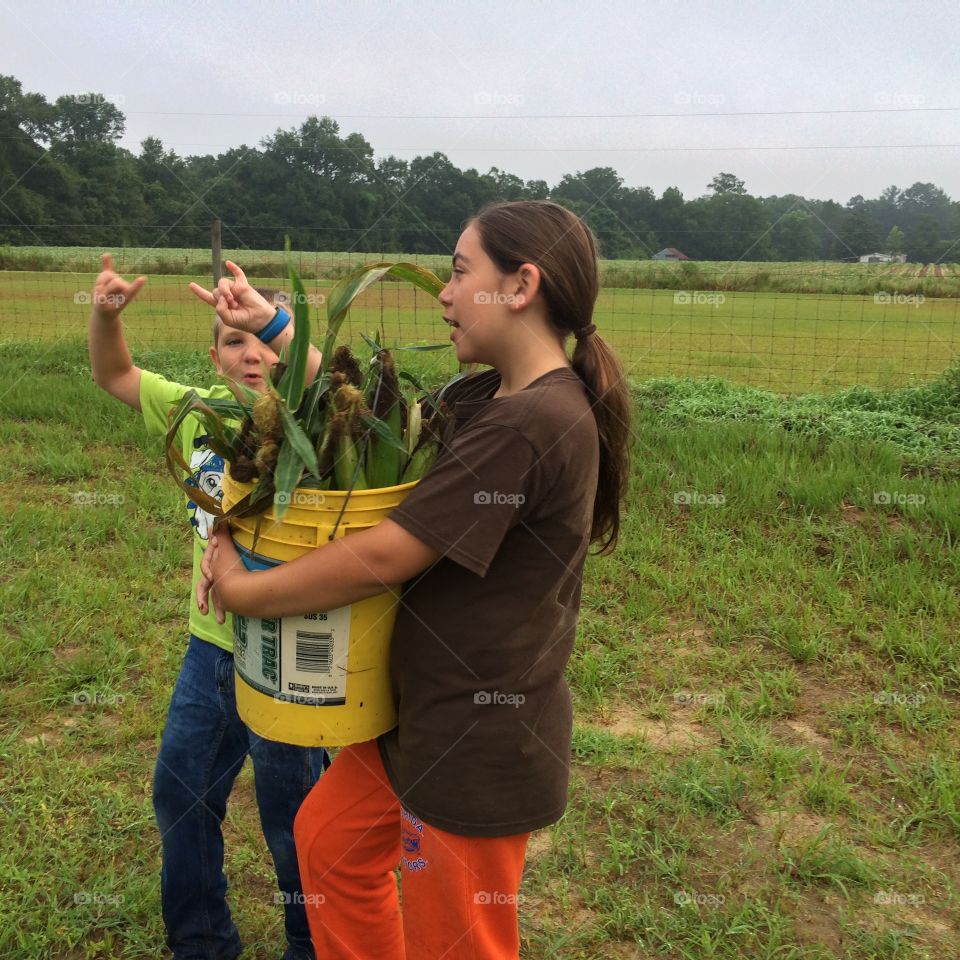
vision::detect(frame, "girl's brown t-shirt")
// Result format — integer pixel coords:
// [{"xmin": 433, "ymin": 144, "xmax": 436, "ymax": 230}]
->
[{"xmin": 377, "ymin": 366, "xmax": 599, "ymax": 837}]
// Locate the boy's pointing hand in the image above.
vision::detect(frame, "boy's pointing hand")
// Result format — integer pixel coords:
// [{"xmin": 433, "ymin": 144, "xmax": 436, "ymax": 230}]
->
[
  {"xmin": 189, "ymin": 260, "xmax": 277, "ymax": 335},
  {"xmin": 91, "ymin": 253, "xmax": 147, "ymax": 319}
]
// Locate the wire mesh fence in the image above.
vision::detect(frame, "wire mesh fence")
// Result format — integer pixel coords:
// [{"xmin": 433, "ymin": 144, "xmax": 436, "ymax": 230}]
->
[{"xmin": 3, "ymin": 234, "xmax": 959, "ymax": 395}]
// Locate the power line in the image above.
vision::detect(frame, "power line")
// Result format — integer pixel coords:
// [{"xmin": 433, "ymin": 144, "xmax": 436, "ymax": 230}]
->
[
  {"xmin": 117, "ymin": 106, "xmax": 960, "ymax": 120},
  {"xmin": 111, "ymin": 142, "xmax": 960, "ymax": 153},
  {"xmin": 6, "ymin": 135, "xmax": 957, "ymax": 152}
]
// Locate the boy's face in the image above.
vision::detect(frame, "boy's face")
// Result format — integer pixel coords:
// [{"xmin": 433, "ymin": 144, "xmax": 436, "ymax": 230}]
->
[{"xmin": 209, "ymin": 327, "xmax": 278, "ymax": 393}]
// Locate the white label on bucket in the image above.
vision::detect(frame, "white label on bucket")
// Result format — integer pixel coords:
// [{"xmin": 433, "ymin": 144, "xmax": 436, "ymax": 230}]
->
[{"xmin": 234, "ymin": 607, "xmax": 352, "ymax": 707}]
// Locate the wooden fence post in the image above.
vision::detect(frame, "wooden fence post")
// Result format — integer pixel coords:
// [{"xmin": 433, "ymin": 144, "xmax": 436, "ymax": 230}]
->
[{"xmin": 212, "ymin": 219, "xmax": 222, "ymax": 284}]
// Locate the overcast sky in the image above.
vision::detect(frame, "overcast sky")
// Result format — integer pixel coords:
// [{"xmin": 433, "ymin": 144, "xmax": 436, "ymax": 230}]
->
[{"xmin": 4, "ymin": 0, "xmax": 959, "ymax": 203}]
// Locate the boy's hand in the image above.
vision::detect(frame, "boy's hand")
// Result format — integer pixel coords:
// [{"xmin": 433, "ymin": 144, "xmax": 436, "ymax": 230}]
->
[
  {"xmin": 91, "ymin": 253, "xmax": 147, "ymax": 320},
  {"xmin": 189, "ymin": 261, "xmax": 276, "ymax": 335}
]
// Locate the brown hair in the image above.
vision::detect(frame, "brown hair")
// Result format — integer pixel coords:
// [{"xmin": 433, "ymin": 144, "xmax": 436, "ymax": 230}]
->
[{"xmin": 470, "ymin": 200, "xmax": 631, "ymax": 552}]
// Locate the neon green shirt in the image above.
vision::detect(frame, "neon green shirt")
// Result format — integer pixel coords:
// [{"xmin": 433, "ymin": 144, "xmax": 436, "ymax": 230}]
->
[{"xmin": 140, "ymin": 370, "xmax": 236, "ymax": 652}]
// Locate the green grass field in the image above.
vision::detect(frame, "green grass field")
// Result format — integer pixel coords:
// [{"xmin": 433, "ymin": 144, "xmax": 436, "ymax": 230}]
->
[
  {"xmin": 3, "ymin": 246, "xmax": 958, "ymax": 298},
  {"xmin": 1, "ymin": 342, "xmax": 958, "ymax": 958},
  {"xmin": 2, "ymin": 270, "xmax": 959, "ymax": 394}
]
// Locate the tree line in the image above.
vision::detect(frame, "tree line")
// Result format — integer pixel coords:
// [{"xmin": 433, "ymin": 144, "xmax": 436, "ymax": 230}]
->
[{"xmin": 1, "ymin": 75, "xmax": 957, "ymax": 262}]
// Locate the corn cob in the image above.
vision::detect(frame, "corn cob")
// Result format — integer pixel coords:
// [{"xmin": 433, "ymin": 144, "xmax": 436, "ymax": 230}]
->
[
  {"xmin": 332, "ymin": 414, "xmax": 367, "ymax": 490},
  {"xmin": 366, "ymin": 351, "xmax": 404, "ymax": 488},
  {"xmin": 400, "ymin": 440, "xmax": 438, "ymax": 483}
]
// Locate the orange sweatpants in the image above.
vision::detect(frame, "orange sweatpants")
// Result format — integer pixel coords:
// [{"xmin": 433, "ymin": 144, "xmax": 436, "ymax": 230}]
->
[{"xmin": 293, "ymin": 738, "xmax": 530, "ymax": 960}]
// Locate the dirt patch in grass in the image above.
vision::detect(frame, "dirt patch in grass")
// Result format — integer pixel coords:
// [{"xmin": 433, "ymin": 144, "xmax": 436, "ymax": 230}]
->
[
  {"xmin": 789, "ymin": 889, "xmax": 845, "ymax": 953},
  {"xmin": 660, "ymin": 617, "xmax": 714, "ymax": 657},
  {"xmin": 858, "ymin": 898, "xmax": 958, "ymax": 943},
  {"xmin": 755, "ymin": 809, "xmax": 834, "ymax": 845},
  {"xmin": 778, "ymin": 718, "xmax": 834, "ymax": 750},
  {"xmin": 597, "ymin": 701, "xmax": 719, "ymax": 750},
  {"xmin": 22, "ymin": 714, "xmax": 79, "ymax": 747}
]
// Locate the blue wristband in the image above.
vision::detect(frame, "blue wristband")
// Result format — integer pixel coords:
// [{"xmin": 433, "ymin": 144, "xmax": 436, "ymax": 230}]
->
[{"xmin": 257, "ymin": 307, "xmax": 291, "ymax": 343}]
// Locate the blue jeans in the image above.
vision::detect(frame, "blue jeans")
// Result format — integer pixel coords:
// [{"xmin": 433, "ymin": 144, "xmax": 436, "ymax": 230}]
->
[{"xmin": 153, "ymin": 635, "xmax": 329, "ymax": 960}]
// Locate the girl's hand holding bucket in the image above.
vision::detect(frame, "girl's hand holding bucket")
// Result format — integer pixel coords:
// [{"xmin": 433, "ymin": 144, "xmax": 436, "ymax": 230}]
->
[{"xmin": 197, "ymin": 522, "xmax": 243, "ymax": 623}]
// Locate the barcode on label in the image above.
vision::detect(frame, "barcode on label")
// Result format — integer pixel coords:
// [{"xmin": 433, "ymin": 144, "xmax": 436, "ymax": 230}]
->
[{"xmin": 296, "ymin": 631, "xmax": 334, "ymax": 674}]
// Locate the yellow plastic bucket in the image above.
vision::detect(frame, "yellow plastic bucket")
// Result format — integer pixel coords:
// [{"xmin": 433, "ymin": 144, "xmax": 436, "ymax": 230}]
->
[{"xmin": 221, "ymin": 474, "xmax": 417, "ymax": 747}]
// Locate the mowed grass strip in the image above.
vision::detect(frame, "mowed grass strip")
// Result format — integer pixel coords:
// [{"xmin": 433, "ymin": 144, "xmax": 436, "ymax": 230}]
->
[
  {"xmin": 0, "ymin": 343, "xmax": 958, "ymax": 959},
  {"xmin": 2, "ymin": 271, "xmax": 960, "ymax": 393}
]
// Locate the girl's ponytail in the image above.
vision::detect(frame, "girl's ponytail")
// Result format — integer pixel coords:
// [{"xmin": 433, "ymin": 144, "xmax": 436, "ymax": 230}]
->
[
  {"xmin": 571, "ymin": 329, "xmax": 631, "ymax": 552},
  {"xmin": 472, "ymin": 200, "xmax": 632, "ymax": 552}
]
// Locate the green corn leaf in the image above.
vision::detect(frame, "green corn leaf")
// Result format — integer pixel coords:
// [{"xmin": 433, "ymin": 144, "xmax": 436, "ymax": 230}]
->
[
  {"xmin": 223, "ymin": 379, "xmax": 260, "ymax": 407},
  {"xmin": 323, "ymin": 263, "xmax": 444, "ymax": 378},
  {"xmin": 397, "ymin": 371, "xmax": 442, "ymax": 414},
  {"xmin": 393, "ymin": 343, "xmax": 452, "ymax": 352},
  {"xmin": 165, "ymin": 391, "xmax": 233, "ymax": 517},
  {"xmin": 360, "ymin": 413, "xmax": 407, "ymax": 454},
  {"xmin": 271, "ymin": 436, "xmax": 305, "ymax": 520},
  {"xmin": 277, "ymin": 400, "xmax": 321, "ymax": 479},
  {"xmin": 200, "ymin": 396, "xmax": 252, "ymax": 420},
  {"xmin": 299, "ymin": 371, "xmax": 330, "ymax": 441},
  {"xmin": 359, "ymin": 331, "xmax": 382, "ymax": 354},
  {"xmin": 275, "ymin": 259, "xmax": 312, "ymax": 411}
]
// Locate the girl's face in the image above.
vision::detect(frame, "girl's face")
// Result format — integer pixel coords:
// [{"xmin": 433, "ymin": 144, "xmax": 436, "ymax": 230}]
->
[
  {"xmin": 439, "ymin": 224, "xmax": 515, "ymax": 366},
  {"xmin": 210, "ymin": 328, "xmax": 278, "ymax": 393}
]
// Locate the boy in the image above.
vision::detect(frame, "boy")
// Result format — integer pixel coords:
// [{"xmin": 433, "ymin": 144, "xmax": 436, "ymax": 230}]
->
[{"xmin": 88, "ymin": 254, "xmax": 326, "ymax": 960}]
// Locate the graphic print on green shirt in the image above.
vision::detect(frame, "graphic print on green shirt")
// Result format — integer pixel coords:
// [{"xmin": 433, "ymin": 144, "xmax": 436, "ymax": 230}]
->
[{"xmin": 139, "ymin": 369, "xmax": 237, "ymax": 652}]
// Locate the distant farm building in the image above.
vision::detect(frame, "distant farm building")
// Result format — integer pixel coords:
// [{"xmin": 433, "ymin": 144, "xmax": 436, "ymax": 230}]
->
[
  {"xmin": 859, "ymin": 252, "xmax": 907, "ymax": 264},
  {"xmin": 653, "ymin": 247, "xmax": 691, "ymax": 261}
]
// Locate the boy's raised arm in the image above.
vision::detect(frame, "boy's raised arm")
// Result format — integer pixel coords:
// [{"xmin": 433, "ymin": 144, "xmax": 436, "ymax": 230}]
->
[{"xmin": 88, "ymin": 253, "xmax": 147, "ymax": 411}]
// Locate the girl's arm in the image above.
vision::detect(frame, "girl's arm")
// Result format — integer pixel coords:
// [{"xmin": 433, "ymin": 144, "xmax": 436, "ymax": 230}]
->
[{"xmin": 198, "ymin": 518, "xmax": 440, "ymax": 621}]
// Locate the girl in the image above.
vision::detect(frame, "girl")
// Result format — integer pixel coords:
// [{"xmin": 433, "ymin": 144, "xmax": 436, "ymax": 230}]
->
[{"xmin": 198, "ymin": 200, "xmax": 631, "ymax": 959}]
